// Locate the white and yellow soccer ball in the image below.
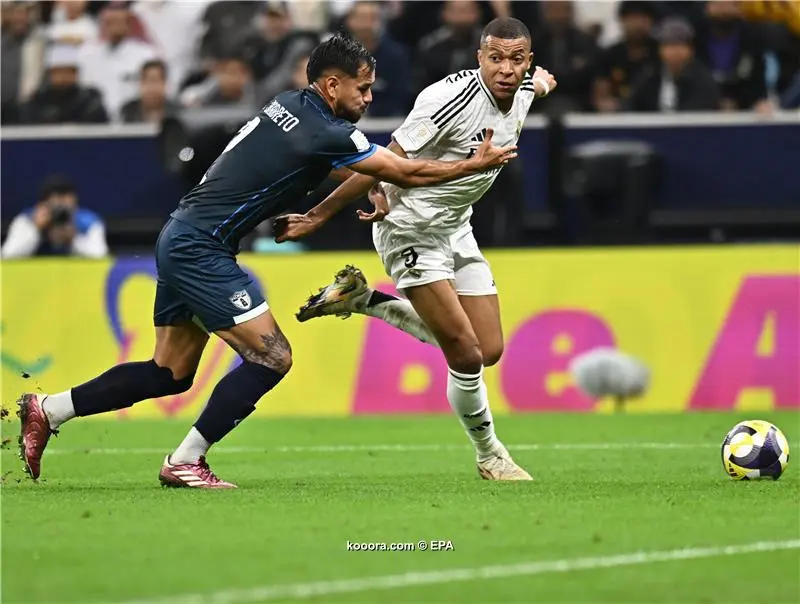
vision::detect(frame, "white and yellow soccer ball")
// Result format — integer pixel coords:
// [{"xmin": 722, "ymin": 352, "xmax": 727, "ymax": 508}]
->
[{"xmin": 721, "ymin": 420, "xmax": 790, "ymax": 480}]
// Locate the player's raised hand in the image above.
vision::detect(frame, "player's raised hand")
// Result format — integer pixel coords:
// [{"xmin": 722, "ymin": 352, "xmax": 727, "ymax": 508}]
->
[
  {"xmin": 471, "ymin": 128, "xmax": 518, "ymax": 171},
  {"xmin": 532, "ymin": 66, "xmax": 557, "ymax": 98},
  {"xmin": 357, "ymin": 183, "xmax": 390, "ymax": 223},
  {"xmin": 273, "ymin": 213, "xmax": 319, "ymax": 243}
]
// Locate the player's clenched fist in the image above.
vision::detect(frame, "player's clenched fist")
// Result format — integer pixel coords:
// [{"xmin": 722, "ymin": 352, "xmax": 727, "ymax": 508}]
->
[{"xmin": 532, "ymin": 66, "xmax": 557, "ymax": 98}]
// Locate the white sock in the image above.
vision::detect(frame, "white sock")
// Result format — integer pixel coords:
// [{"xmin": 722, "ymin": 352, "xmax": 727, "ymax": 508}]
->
[
  {"xmin": 42, "ymin": 390, "xmax": 76, "ymax": 430},
  {"xmin": 363, "ymin": 291, "xmax": 439, "ymax": 346},
  {"xmin": 170, "ymin": 427, "xmax": 211, "ymax": 465},
  {"xmin": 446, "ymin": 367, "xmax": 502, "ymax": 460}
]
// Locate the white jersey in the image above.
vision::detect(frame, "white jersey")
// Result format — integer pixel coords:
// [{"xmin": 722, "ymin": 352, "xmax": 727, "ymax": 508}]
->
[{"xmin": 382, "ymin": 69, "xmax": 536, "ymax": 235}]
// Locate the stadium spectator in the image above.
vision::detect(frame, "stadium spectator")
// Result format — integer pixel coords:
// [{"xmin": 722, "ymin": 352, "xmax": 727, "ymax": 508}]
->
[
  {"xmin": 131, "ymin": 0, "xmax": 208, "ymax": 96},
  {"xmin": 739, "ymin": 0, "xmax": 800, "ymax": 109},
  {"xmin": 531, "ymin": 0, "xmax": 599, "ymax": 112},
  {"xmin": 593, "ymin": 1, "xmax": 660, "ymax": 113},
  {"xmin": 77, "ymin": 2, "xmax": 158, "ymax": 121},
  {"xmin": 243, "ymin": 1, "xmax": 319, "ymax": 83},
  {"xmin": 283, "ymin": 0, "xmax": 333, "ymax": 31},
  {"xmin": 17, "ymin": 43, "xmax": 107, "ymax": 124},
  {"xmin": 414, "ymin": 0, "xmax": 484, "ymax": 97},
  {"xmin": 624, "ymin": 18, "xmax": 721, "ymax": 112},
  {"xmin": 695, "ymin": 0, "xmax": 771, "ymax": 112},
  {"xmin": 120, "ymin": 59, "xmax": 180, "ymax": 124},
  {"xmin": 258, "ymin": 51, "xmax": 312, "ymax": 102},
  {"xmin": 198, "ymin": 0, "xmax": 261, "ymax": 63},
  {"xmin": 1, "ymin": 175, "xmax": 108, "ymax": 259},
  {"xmin": 657, "ymin": 0, "xmax": 708, "ymax": 32},
  {"xmin": 45, "ymin": 0, "xmax": 98, "ymax": 48},
  {"xmin": 180, "ymin": 50, "xmax": 257, "ymax": 109},
  {"xmin": 1, "ymin": 0, "xmax": 46, "ymax": 123},
  {"xmin": 573, "ymin": 0, "xmax": 622, "ymax": 46},
  {"xmin": 345, "ymin": 0, "xmax": 411, "ymax": 116}
]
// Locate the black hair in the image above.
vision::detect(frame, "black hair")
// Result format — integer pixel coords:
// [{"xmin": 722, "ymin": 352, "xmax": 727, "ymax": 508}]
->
[
  {"xmin": 306, "ymin": 31, "xmax": 376, "ymax": 83},
  {"xmin": 480, "ymin": 17, "xmax": 531, "ymax": 45},
  {"xmin": 618, "ymin": 1, "xmax": 659, "ymax": 20},
  {"xmin": 38, "ymin": 174, "xmax": 76, "ymax": 201},
  {"xmin": 141, "ymin": 58, "xmax": 168, "ymax": 79},
  {"xmin": 215, "ymin": 47, "xmax": 251, "ymax": 68}
]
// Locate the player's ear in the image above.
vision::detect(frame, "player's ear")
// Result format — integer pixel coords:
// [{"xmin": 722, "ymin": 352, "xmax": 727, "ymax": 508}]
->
[{"xmin": 324, "ymin": 74, "xmax": 339, "ymax": 97}]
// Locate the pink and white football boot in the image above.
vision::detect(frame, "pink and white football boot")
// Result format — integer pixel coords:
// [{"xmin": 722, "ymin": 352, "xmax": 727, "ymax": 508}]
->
[
  {"xmin": 17, "ymin": 393, "xmax": 56, "ymax": 480},
  {"xmin": 158, "ymin": 455, "xmax": 237, "ymax": 489}
]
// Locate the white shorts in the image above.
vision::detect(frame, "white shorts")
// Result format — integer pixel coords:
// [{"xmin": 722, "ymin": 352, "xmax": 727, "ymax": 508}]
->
[{"xmin": 372, "ymin": 222, "xmax": 497, "ymax": 296}]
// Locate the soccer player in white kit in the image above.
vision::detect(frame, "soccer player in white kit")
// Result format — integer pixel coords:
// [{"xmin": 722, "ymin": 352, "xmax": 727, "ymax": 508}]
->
[{"xmin": 276, "ymin": 18, "xmax": 557, "ymax": 480}]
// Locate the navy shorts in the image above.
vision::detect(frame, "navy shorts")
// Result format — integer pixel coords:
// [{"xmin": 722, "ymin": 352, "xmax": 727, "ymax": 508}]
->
[{"xmin": 153, "ymin": 218, "xmax": 268, "ymax": 332}]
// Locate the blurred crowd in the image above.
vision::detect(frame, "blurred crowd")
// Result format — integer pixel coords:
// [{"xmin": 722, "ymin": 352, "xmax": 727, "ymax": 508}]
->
[{"xmin": 2, "ymin": 0, "xmax": 799, "ymax": 127}]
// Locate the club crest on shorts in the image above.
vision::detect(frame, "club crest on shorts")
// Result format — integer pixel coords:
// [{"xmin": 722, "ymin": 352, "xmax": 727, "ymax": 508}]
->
[{"xmin": 229, "ymin": 290, "xmax": 252, "ymax": 311}]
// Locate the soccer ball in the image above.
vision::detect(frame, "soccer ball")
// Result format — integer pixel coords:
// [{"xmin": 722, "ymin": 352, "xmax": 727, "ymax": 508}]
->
[{"xmin": 721, "ymin": 420, "xmax": 790, "ymax": 480}]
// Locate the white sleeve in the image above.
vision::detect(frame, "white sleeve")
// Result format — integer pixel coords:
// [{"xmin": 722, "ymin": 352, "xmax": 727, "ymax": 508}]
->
[
  {"xmin": 72, "ymin": 222, "xmax": 108, "ymax": 258},
  {"xmin": 1, "ymin": 214, "xmax": 40, "ymax": 258},
  {"xmin": 391, "ymin": 80, "xmax": 471, "ymax": 155}
]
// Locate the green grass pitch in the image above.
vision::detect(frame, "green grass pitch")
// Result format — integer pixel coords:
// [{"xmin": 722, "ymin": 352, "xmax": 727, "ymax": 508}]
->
[{"xmin": 2, "ymin": 411, "xmax": 799, "ymax": 603}]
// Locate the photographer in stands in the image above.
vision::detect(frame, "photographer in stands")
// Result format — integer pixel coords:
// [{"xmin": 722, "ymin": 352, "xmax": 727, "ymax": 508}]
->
[{"xmin": 1, "ymin": 175, "xmax": 108, "ymax": 259}]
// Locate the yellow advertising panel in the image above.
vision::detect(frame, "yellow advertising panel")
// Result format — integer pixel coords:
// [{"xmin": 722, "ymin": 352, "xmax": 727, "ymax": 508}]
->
[{"xmin": 2, "ymin": 245, "xmax": 797, "ymax": 418}]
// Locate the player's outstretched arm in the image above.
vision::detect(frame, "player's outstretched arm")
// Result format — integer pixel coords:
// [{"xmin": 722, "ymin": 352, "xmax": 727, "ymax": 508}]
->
[
  {"xmin": 273, "ymin": 171, "xmax": 381, "ymax": 243},
  {"xmin": 273, "ymin": 131, "xmax": 517, "ymax": 243},
  {"xmin": 348, "ymin": 128, "xmax": 516, "ymax": 189},
  {"xmin": 274, "ymin": 141, "xmax": 402, "ymax": 243}
]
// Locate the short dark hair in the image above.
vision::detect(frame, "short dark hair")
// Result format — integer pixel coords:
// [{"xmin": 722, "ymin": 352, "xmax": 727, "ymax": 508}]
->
[
  {"xmin": 306, "ymin": 31, "xmax": 376, "ymax": 83},
  {"xmin": 480, "ymin": 17, "xmax": 531, "ymax": 45},
  {"xmin": 141, "ymin": 59, "xmax": 168, "ymax": 80},
  {"xmin": 618, "ymin": 0, "xmax": 658, "ymax": 20},
  {"xmin": 215, "ymin": 47, "xmax": 250, "ymax": 68},
  {"xmin": 38, "ymin": 174, "xmax": 76, "ymax": 202}
]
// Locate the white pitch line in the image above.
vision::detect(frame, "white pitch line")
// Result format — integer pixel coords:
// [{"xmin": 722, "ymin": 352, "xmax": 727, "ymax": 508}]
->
[
  {"xmin": 123, "ymin": 539, "xmax": 800, "ymax": 604},
  {"xmin": 31, "ymin": 442, "xmax": 727, "ymax": 456}
]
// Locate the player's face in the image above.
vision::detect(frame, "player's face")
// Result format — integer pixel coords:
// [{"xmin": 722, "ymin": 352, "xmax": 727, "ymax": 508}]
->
[
  {"xmin": 477, "ymin": 36, "xmax": 533, "ymax": 101},
  {"xmin": 331, "ymin": 64, "xmax": 375, "ymax": 122}
]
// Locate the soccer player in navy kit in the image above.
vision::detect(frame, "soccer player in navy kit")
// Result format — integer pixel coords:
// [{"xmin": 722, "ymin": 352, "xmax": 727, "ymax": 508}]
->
[{"xmin": 18, "ymin": 33, "xmax": 517, "ymax": 488}]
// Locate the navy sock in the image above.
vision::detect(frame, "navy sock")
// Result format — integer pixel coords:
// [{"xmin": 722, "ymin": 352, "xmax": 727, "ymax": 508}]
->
[
  {"xmin": 367, "ymin": 289, "xmax": 399, "ymax": 307},
  {"xmin": 71, "ymin": 360, "xmax": 193, "ymax": 417},
  {"xmin": 193, "ymin": 362, "xmax": 285, "ymax": 443}
]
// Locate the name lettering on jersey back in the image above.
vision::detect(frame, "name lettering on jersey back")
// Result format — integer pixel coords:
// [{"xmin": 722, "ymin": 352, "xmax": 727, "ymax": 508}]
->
[
  {"xmin": 264, "ymin": 100, "xmax": 299, "ymax": 132},
  {"xmin": 445, "ymin": 70, "xmax": 472, "ymax": 84}
]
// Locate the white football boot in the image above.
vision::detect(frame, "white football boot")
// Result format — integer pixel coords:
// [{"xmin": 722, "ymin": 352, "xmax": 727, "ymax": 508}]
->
[{"xmin": 477, "ymin": 444, "xmax": 533, "ymax": 481}]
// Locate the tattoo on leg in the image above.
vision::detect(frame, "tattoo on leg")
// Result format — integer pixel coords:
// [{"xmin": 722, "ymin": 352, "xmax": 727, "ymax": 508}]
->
[{"xmin": 227, "ymin": 325, "xmax": 292, "ymax": 374}]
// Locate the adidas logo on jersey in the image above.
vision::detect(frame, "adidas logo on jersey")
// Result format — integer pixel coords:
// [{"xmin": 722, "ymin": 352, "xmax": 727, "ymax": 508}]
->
[
  {"xmin": 471, "ymin": 128, "xmax": 488, "ymax": 143},
  {"xmin": 466, "ymin": 128, "xmax": 488, "ymax": 159}
]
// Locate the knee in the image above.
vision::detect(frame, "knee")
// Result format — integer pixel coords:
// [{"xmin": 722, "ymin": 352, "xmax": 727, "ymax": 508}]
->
[
  {"xmin": 237, "ymin": 331, "xmax": 293, "ymax": 375},
  {"xmin": 152, "ymin": 360, "xmax": 194, "ymax": 395},
  {"xmin": 482, "ymin": 343, "xmax": 504, "ymax": 367},
  {"xmin": 269, "ymin": 349, "xmax": 293, "ymax": 375},
  {"xmin": 442, "ymin": 333, "xmax": 483, "ymax": 374},
  {"xmin": 250, "ymin": 345, "xmax": 293, "ymax": 375}
]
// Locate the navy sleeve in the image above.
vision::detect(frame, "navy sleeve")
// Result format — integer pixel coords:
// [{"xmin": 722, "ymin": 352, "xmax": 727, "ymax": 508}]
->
[{"xmin": 314, "ymin": 122, "xmax": 378, "ymax": 168}]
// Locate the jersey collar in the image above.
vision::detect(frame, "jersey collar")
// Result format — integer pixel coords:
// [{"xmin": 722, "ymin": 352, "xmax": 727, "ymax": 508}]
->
[
  {"xmin": 475, "ymin": 71, "xmax": 515, "ymax": 116},
  {"xmin": 305, "ymin": 86, "xmax": 335, "ymax": 117}
]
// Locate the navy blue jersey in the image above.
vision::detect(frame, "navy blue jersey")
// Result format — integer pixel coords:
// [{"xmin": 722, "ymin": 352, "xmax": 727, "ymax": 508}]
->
[{"xmin": 170, "ymin": 88, "xmax": 377, "ymax": 252}]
